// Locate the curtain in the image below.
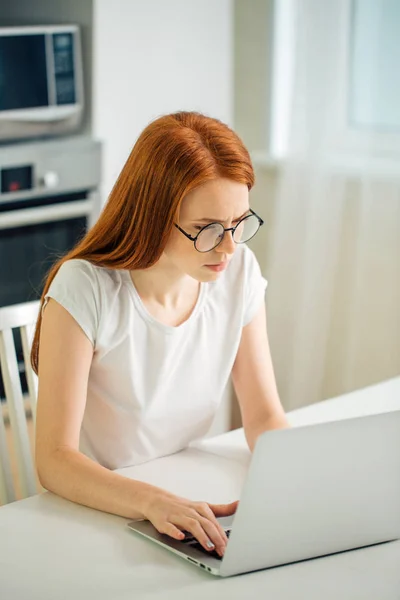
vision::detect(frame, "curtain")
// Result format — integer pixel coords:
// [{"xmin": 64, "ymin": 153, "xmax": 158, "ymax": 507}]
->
[{"xmin": 264, "ymin": 0, "xmax": 400, "ymax": 410}]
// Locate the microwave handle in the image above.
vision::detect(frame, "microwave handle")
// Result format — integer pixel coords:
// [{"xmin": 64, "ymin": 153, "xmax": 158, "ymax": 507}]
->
[
  {"xmin": 1, "ymin": 106, "xmax": 80, "ymax": 123},
  {"xmin": 0, "ymin": 199, "xmax": 94, "ymax": 231}
]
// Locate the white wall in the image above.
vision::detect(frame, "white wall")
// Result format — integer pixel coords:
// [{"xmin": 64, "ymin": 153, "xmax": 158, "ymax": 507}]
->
[{"xmin": 92, "ymin": 0, "xmax": 233, "ymax": 200}]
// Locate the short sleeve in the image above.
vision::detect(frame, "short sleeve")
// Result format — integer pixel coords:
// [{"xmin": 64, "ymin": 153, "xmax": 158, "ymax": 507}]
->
[
  {"xmin": 243, "ymin": 246, "xmax": 268, "ymax": 326},
  {"xmin": 43, "ymin": 259, "xmax": 100, "ymax": 345}
]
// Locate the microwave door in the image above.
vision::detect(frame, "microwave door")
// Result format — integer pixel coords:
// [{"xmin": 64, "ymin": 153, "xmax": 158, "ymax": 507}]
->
[{"xmin": 0, "ymin": 34, "xmax": 49, "ymax": 112}]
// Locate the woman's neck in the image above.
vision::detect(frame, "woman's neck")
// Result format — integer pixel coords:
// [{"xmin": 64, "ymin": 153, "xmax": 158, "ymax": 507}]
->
[{"xmin": 129, "ymin": 255, "xmax": 199, "ymax": 310}]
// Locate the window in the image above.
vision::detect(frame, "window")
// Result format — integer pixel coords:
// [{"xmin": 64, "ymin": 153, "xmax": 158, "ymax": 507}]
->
[{"xmin": 265, "ymin": 0, "xmax": 400, "ymax": 167}]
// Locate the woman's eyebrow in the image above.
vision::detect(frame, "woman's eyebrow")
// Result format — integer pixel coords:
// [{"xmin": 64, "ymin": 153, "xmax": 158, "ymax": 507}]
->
[{"xmin": 190, "ymin": 210, "xmax": 250, "ymax": 224}]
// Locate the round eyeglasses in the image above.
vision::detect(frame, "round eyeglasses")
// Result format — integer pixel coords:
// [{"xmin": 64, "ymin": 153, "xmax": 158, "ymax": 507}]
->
[{"xmin": 175, "ymin": 209, "xmax": 264, "ymax": 253}]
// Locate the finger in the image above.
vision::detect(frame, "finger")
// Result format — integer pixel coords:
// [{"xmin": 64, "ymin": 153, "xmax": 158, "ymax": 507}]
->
[
  {"xmin": 179, "ymin": 518, "xmax": 217, "ymax": 554},
  {"xmin": 208, "ymin": 500, "xmax": 239, "ymax": 517},
  {"xmin": 197, "ymin": 515, "xmax": 227, "ymax": 555},
  {"xmin": 159, "ymin": 522, "xmax": 186, "ymax": 541},
  {"xmin": 195, "ymin": 504, "xmax": 229, "ymax": 545}
]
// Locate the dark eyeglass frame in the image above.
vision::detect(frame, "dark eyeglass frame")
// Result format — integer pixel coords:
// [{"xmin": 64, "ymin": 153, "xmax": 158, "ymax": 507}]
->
[{"xmin": 174, "ymin": 209, "xmax": 264, "ymax": 253}]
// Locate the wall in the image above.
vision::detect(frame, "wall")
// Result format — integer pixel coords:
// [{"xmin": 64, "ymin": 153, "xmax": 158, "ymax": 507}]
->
[
  {"xmin": 233, "ymin": 0, "xmax": 274, "ymax": 153},
  {"xmin": 92, "ymin": 0, "xmax": 233, "ymax": 201}
]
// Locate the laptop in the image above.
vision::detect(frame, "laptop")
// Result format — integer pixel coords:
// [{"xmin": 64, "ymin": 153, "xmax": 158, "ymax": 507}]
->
[{"xmin": 127, "ymin": 410, "xmax": 400, "ymax": 577}]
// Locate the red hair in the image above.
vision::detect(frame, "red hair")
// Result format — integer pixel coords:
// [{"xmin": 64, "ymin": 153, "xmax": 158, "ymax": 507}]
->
[{"xmin": 31, "ymin": 111, "xmax": 254, "ymax": 373}]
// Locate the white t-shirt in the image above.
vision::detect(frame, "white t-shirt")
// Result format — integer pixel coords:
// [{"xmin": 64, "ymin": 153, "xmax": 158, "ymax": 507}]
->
[{"xmin": 45, "ymin": 244, "xmax": 267, "ymax": 469}]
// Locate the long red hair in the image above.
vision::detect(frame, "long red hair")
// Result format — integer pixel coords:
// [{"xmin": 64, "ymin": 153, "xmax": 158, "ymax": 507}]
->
[{"xmin": 31, "ymin": 111, "xmax": 254, "ymax": 373}]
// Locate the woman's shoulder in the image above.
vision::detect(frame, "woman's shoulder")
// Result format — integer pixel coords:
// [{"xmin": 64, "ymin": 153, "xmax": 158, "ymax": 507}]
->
[
  {"xmin": 46, "ymin": 260, "xmax": 131, "ymax": 344},
  {"xmin": 56, "ymin": 259, "xmax": 126, "ymax": 291},
  {"xmin": 50, "ymin": 259, "xmax": 130, "ymax": 314}
]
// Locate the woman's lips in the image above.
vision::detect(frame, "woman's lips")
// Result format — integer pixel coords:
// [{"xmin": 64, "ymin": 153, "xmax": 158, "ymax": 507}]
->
[{"xmin": 205, "ymin": 262, "xmax": 228, "ymax": 272}]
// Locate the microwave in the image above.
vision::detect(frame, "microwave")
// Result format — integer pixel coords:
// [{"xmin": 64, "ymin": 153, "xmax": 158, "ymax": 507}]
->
[{"xmin": 0, "ymin": 25, "xmax": 84, "ymax": 142}]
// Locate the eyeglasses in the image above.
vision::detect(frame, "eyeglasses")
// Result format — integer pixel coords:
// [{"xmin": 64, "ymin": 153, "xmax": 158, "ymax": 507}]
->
[{"xmin": 175, "ymin": 209, "xmax": 264, "ymax": 253}]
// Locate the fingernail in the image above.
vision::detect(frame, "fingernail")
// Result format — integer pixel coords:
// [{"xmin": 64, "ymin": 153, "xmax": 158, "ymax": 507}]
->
[{"xmin": 206, "ymin": 541, "xmax": 215, "ymax": 549}]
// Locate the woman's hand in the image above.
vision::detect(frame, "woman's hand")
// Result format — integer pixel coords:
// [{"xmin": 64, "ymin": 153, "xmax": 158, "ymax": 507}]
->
[{"xmin": 142, "ymin": 490, "xmax": 238, "ymax": 557}]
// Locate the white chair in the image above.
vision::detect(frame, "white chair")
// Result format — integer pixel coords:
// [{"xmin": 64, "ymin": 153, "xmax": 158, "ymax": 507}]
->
[{"xmin": 0, "ymin": 301, "xmax": 40, "ymax": 504}]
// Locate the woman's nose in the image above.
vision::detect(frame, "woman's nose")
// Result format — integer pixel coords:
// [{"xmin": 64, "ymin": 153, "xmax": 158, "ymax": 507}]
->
[{"xmin": 216, "ymin": 229, "xmax": 236, "ymax": 254}]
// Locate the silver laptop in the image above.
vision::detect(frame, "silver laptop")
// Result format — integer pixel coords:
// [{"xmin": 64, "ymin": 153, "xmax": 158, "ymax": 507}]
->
[{"xmin": 127, "ymin": 410, "xmax": 400, "ymax": 577}]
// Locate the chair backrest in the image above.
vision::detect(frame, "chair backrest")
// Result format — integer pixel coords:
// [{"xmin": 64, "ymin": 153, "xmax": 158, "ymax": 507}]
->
[{"xmin": 0, "ymin": 301, "xmax": 40, "ymax": 504}]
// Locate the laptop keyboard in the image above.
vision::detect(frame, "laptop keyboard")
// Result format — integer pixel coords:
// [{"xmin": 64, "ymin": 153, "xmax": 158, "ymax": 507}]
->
[{"xmin": 181, "ymin": 529, "xmax": 231, "ymax": 560}]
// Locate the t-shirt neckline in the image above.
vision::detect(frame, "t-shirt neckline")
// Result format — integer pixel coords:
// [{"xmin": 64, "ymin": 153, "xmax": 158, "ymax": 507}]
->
[{"xmin": 124, "ymin": 271, "xmax": 207, "ymax": 334}]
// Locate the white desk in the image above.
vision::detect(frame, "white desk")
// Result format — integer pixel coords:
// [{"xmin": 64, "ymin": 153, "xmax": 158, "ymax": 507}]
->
[
  {"xmin": 192, "ymin": 376, "xmax": 400, "ymax": 463},
  {"xmin": 1, "ymin": 377, "xmax": 399, "ymax": 600}
]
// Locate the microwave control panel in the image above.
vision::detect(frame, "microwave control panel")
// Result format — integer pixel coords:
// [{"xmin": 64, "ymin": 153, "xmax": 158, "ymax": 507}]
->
[{"xmin": 53, "ymin": 33, "xmax": 76, "ymax": 106}]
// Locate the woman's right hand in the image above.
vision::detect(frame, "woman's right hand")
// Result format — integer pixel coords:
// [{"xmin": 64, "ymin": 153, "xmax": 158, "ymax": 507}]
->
[{"xmin": 142, "ymin": 489, "xmax": 238, "ymax": 557}]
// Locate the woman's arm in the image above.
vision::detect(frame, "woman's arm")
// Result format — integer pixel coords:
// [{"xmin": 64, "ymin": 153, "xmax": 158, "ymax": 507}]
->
[
  {"xmin": 36, "ymin": 298, "xmax": 155, "ymax": 518},
  {"xmin": 36, "ymin": 299, "xmax": 233, "ymax": 556},
  {"xmin": 231, "ymin": 302, "xmax": 289, "ymax": 452}
]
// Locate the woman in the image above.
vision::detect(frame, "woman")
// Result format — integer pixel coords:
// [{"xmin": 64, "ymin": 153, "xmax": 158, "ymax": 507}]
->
[{"xmin": 32, "ymin": 111, "xmax": 288, "ymax": 558}]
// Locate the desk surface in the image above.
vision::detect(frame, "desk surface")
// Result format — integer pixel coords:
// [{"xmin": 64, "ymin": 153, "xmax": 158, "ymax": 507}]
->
[
  {"xmin": 192, "ymin": 375, "xmax": 400, "ymax": 463},
  {"xmin": 1, "ymin": 377, "xmax": 400, "ymax": 600}
]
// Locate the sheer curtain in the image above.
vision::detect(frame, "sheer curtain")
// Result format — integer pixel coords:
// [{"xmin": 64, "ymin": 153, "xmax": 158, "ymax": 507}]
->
[{"xmin": 264, "ymin": 0, "xmax": 400, "ymax": 410}]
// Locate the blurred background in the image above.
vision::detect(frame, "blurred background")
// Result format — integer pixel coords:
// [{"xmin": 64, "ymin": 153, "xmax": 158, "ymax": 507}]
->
[{"xmin": 0, "ymin": 0, "xmax": 399, "ymax": 439}]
